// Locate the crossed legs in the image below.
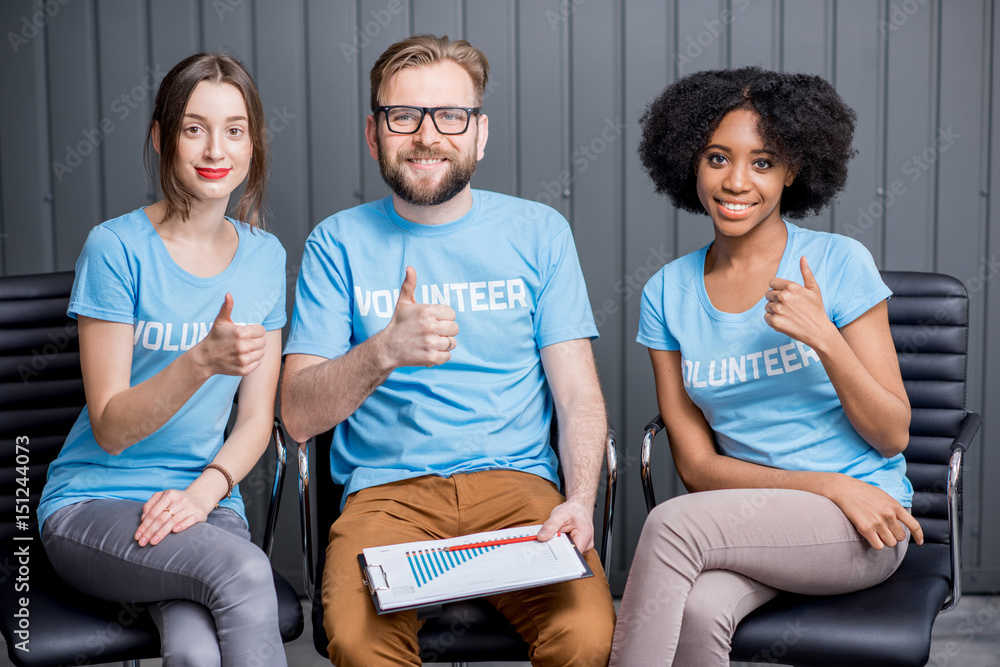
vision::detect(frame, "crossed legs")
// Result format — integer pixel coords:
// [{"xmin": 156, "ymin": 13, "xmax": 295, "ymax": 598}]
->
[
  {"xmin": 42, "ymin": 499, "xmax": 287, "ymax": 667},
  {"xmin": 609, "ymin": 489, "xmax": 909, "ymax": 666}
]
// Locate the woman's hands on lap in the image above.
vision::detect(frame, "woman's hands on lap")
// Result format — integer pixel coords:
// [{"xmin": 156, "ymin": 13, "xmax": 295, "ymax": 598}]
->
[
  {"xmin": 135, "ymin": 488, "xmax": 215, "ymax": 546},
  {"xmin": 824, "ymin": 474, "xmax": 923, "ymax": 550}
]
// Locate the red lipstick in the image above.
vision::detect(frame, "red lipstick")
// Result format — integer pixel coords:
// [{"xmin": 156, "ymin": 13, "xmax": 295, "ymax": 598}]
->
[{"xmin": 196, "ymin": 168, "xmax": 230, "ymax": 180}]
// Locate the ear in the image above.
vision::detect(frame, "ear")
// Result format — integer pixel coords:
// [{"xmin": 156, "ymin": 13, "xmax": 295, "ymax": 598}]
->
[
  {"xmin": 785, "ymin": 166, "xmax": 797, "ymax": 187},
  {"xmin": 151, "ymin": 121, "xmax": 162, "ymax": 155},
  {"xmin": 365, "ymin": 114, "xmax": 380, "ymax": 160},
  {"xmin": 475, "ymin": 113, "xmax": 488, "ymax": 161}
]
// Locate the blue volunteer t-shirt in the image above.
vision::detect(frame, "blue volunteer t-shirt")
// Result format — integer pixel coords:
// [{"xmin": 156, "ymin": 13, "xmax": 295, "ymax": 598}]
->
[
  {"xmin": 284, "ymin": 190, "xmax": 598, "ymax": 502},
  {"xmin": 37, "ymin": 208, "xmax": 287, "ymax": 529},
  {"xmin": 637, "ymin": 221, "xmax": 913, "ymax": 506}
]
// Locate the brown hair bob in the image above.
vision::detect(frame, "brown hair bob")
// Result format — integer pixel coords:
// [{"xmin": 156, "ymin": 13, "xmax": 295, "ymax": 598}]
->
[{"xmin": 143, "ymin": 52, "xmax": 269, "ymax": 229}]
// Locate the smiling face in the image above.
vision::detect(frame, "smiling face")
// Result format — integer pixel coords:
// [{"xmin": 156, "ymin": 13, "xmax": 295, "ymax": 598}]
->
[
  {"xmin": 695, "ymin": 108, "xmax": 796, "ymax": 239},
  {"xmin": 164, "ymin": 80, "xmax": 253, "ymax": 207},
  {"xmin": 366, "ymin": 60, "xmax": 488, "ymax": 208}
]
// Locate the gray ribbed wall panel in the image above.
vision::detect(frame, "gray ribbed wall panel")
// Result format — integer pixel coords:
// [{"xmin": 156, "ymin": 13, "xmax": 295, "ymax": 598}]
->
[{"xmin": 1, "ymin": 0, "xmax": 997, "ymax": 594}]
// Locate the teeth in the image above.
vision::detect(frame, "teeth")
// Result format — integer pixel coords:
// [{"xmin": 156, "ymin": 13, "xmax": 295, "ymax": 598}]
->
[
  {"xmin": 722, "ymin": 202, "xmax": 753, "ymax": 211},
  {"xmin": 411, "ymin": 158, "xmax": 444, "ymax": 164}
]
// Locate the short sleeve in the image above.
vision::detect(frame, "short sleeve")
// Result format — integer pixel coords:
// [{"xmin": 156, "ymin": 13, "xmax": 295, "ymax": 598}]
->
[
  {"xmin": 828, "ymin": 237, "xmax": 892, "ymax": 328},
  {"xmin": 636, "ymin": 270, "xmax": 679, "ymax": 350},
  {"xmin": 68, "ymin": 226, "xmax": 136, "ymax": 324},
  {"xmin": 284, "ymin": 233, "xmax": 353, "ymax": 359},
  {"xmin": 262, "ymin": 240, "xmax": 287, "ymax": 331},
  {"xmin": 534, "ymin": 224, "xmax": 598, "ymax": 348}
]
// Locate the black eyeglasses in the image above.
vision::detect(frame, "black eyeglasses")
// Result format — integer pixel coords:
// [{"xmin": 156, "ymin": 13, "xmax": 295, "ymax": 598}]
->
[{"xmin": 378, "ymin": 106, "xmax": 480, "ymax": 135}]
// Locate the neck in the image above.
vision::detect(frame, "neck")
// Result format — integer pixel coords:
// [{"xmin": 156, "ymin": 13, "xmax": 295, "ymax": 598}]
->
[
  {"xmin": 706, "ymin": 216, "xmax": 787, "ymax": 272},
  {"xmin": 146, "ymin": 197, "xmax": 232, "ymax": 240},
  {"xmin": 391, "ymin": 186, "xmax": 474, "ymax": 226}
]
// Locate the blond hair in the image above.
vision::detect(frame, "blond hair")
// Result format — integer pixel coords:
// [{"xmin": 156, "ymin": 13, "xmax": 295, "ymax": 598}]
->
[{"xmin": 370, "ymin": 34, "xmax": 489, "ymax": 112}]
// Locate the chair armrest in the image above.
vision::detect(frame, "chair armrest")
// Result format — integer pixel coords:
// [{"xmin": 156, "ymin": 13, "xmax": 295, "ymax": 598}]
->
[
  {"xmin": 297, "ymin": 437, "xmax": 315, "ymax": 602},
  {"xmin": 600, "ymin": 426, "xmax": 618, "ymax": 574},
  {"xmin": 942, "ymin": 411, "xmax": 982, "ymax": 612},
  {"xmin": 640, "ymin": 414, "xmax": 665, "ymax": 513},
  {"xmin": 262, "ymin": 419, "xmax": 287, "ymax": 558},
  {"xmin": 949, "ymin": 412, "xmax": 982, "ymax": 453}
]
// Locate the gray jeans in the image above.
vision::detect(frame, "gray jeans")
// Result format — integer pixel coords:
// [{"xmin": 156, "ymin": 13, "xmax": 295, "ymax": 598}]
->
[
  {"xmin": 41, "ymin": 499, "xmax": 287, "ymax": 667},
  {"xmin": 608, "ymin": 488, "xmax": 909, "ymax": 666}
]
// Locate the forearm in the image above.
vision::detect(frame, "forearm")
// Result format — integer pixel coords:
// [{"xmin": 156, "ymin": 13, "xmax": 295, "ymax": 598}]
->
[
  {"xmin": 555, "ymin": 387, "xmax": 607, "ymax": 511},
  {"xmin": 811, "ymin": 329, "xmax": 910, "ymax": 457},
  {"xmin": 281, "ymin": 334, "xmax": 394, "ymax": 443},
  {"xmin": 177, "ymin": 329, "xmax": 282, "ymax": 515},
  {"xmin": 90, "ymin": 352, "xmax": 210, "ymax": 455},
  {"xmin": 678, "ymin": 447, "xmax": 840, "ymax": 499}
]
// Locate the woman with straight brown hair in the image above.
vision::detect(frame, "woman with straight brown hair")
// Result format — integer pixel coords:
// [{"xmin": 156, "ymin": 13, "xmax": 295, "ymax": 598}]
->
[{"xmin": 38, "ymin": 52, "xmax": 288, "ymax": 666}]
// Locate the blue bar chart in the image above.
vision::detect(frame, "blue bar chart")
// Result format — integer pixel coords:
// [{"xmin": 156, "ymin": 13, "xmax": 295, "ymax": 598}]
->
[{"xmin": 406, "ymin": 543, "xmax": 501, "ymax": 587}]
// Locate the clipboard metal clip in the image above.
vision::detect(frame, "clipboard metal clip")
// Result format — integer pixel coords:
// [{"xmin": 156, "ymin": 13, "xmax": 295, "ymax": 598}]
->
[{"xmin": 363, "ymin": 563, "xmax": 390, "ymax": 591}]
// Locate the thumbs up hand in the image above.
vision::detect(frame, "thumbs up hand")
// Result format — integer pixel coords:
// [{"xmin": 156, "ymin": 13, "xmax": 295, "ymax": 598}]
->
[
  {"xmin": 378, "ymin": 267, "xmax": 459, "ymax": 369},
  {"xmin": 764, "ymin": 256, "xmax": 835, "ymax": 347},
  {"xmin": 195, "ymin": 293, "xmax": 267, "ymax": 377}
]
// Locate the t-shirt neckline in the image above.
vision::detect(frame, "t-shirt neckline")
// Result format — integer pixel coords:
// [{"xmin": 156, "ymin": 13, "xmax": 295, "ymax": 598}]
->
[
  {"xmin": 139, "ymin": 207, "xmax": 246, "ymax": 286},
  {"xmin": 383, "ymin": 190, "xmax": 482, "ymax": 237},
  {"xmin": 696, "ymin": 220, "xmax": 794, "ymax": 322}
]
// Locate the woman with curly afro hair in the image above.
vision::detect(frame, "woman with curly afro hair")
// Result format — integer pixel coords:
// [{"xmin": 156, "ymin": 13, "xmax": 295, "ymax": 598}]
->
[{"xmin": 610, "ymin": 67, "xmax": 919, "ymax": 666}]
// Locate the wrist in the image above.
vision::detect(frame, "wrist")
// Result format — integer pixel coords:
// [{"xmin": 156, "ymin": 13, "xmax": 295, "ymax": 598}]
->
[
  {"xmin": 368, "ymin": 329, "xmax": 397, "ymax": 373},
  {"xmin": 807, "ymin": 320, "xmax": 844, "ymax": 358},
  {"xmin": 186, "ymin": 476, "xmax": 225, "ymax": 514},
  {"xmin": 564, "ymin": 492, "xmax": 595, "ymax": 513},
  {"xmin": 185, "ymin": 341, "xmax": 214, "ymax": 382},
  {"xmin": 813, "ymin": 471, "xmax": 847, "ymax": 501},
  {"xmin": 205, "ymin": 463, "xmax": 235, "ymax": 500}
]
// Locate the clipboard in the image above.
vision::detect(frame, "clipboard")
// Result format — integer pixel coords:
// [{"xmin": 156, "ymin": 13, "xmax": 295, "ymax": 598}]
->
[{"xmin": 358, "ymin": 525, "xmax": 593, "ymax": 614}]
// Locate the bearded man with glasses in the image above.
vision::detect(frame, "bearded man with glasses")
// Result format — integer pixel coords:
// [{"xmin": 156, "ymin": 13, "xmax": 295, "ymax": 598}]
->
[{"xmin": 281, "ymin": 34, "xmax": 615, "ymax": 667}]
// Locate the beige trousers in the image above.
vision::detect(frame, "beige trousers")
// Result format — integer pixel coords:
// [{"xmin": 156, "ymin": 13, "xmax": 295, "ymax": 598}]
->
[{"xmin": 609, "ymin": 488, "xmax": 909, "ymax": 666}]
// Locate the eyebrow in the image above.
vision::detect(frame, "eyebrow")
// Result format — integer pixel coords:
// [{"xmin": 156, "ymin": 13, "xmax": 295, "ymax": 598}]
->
[
  {"xmin": 184, "ymin": 113, "xmax": 248, "ymax": 122},
  {"xmin": 704, "ymin": 143, "xmax": 774, "ymax": 155}
]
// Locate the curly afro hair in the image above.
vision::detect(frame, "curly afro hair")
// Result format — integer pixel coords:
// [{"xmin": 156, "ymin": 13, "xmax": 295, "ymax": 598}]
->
[{"xmin": 637, "ymin": 66, "xmax": 857, "ymax": 219}]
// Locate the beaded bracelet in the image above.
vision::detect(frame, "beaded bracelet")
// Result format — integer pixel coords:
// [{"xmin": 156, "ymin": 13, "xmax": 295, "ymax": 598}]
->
[{"xmin": 205, "ymin": 463, "xmax": 235, "ymax": 500}]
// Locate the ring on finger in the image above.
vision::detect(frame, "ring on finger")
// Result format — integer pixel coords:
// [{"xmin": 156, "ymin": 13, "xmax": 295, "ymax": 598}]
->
[
  {"xmin": 163, "ymin": 508, "xmax": 175, "ymax": 517},
  {"xmin": 447, "ymin": 336, "xmax": 455, "ymax": 351}
]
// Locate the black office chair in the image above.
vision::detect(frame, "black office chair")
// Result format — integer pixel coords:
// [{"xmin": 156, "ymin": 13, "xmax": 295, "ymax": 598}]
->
[
  {"xmin": 0, "ymin": 270, "xmax": 303, "ymax": 666},
  {"xmin": 639, "ymin": 270, "xmax": 981, "ymax": 666},
  {"xmin": 297, "ymin": 422, "xmax": 618, "ymax": 665}
]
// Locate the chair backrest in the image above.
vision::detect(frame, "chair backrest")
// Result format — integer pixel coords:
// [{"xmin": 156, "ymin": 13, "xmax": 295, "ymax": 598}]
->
[
  {"xmin": 0, "ymin": 271, "xmax": 81, "ymax": 545},
  {"xmin": 881, "ymin": 271, "xmax": 969, "ymax": 546}
]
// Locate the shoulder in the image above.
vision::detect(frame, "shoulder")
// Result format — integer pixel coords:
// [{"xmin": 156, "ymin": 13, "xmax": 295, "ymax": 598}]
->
[
  {"xmin": 234, "ymin": 220, "xmax": 285, "ymax": 256},
  {"xmin": 641, "ymin": 248, "xmax": 702, "ymax": 304},
  {"xmin": 93, "ymin": 208, "xmax": 149, "ymax": 240},
  {"xmin": 476, "ymin": 189, "xmax": 570, "ymax": 236},
  {"xmin": 307, "ymin": 199, "xmax": 390, "ymax": 245},
  {"xmin": 80, "ymin": 209, "xmax": 151, "ymax": 259},
  {"xmin": 788, "ymin": 222, "xmax": 874, "ymax": 263},
  {"xmin": 657, "ymin": 246, "xmax": 703, "ymax": 284}
]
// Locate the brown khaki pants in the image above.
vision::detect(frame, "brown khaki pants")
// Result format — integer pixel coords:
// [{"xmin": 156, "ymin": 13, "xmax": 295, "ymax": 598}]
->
[{"xmin": 322, "ymin": 469, "xmax": 616, "ymax": 666}]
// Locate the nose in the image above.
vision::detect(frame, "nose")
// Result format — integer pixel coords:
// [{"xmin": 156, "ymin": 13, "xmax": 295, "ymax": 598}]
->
[
  {"xmin": 204, "ymin": 130, "xmax": 224, "ymax": 161},
  {"xmin": 413, "ymin": 111, "xmax": 442, "ymax": 145},
  {"xmin": 723, "ymin": 162, "xmax": 750, "ymax": 193}
]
